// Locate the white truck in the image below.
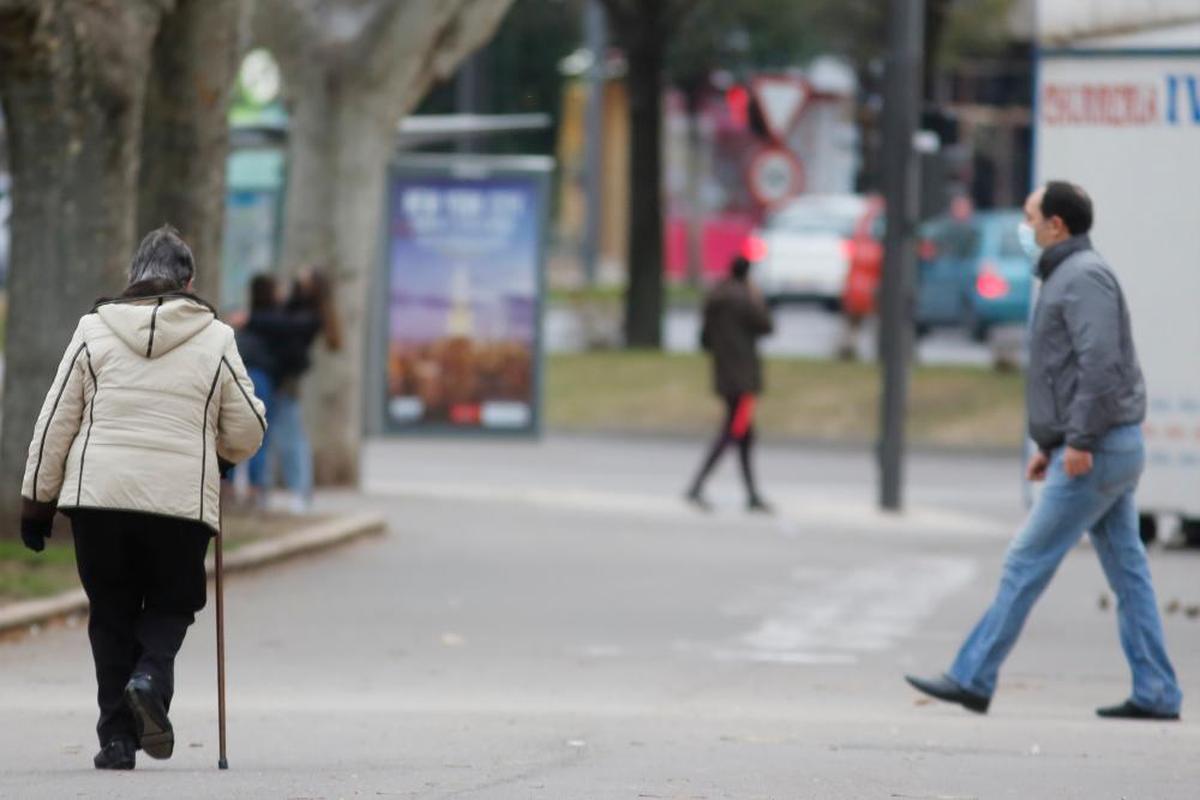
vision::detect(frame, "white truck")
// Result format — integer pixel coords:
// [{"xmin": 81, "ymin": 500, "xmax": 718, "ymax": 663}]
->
[{"xmin": 1033, "ymin": 7, "xmax": 1200, "ymax": 541}]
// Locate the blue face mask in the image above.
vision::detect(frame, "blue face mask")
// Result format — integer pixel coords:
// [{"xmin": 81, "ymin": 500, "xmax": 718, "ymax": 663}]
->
[{"xmin": 1017, "ymin": 222, "xmax": 1043, "ymax": 264}]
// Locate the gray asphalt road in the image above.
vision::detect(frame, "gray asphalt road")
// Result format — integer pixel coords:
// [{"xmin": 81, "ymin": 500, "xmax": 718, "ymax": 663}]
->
[{"xmin": 1, "ymin": 437, "xmax": 1196, "ymax": 799}]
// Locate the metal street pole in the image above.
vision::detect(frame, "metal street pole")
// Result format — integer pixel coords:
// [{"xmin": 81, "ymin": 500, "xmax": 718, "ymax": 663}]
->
[
  {"xmin": 455, "ymin": 53, "xmax": 482, "ymax": 155},
  {"xmin": 878, "ymin": 0, "xmax": 925, "ymax": 512},
  {"xmin": 582, "ymin": 0, "xmax": 607, "ymax": 286}
]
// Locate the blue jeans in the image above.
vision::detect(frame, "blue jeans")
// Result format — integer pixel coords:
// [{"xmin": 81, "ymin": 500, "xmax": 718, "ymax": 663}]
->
[
  {"xmin": 948, "ymin": 424, "xmax": 1182, "ymax": 715},
  {"xmin": 244, "ymin": 368, "xmax": 274, "ymax": 490},
  {"xmin": 267, "ymin": 391, "xmax": 313, "ymax": 502}
]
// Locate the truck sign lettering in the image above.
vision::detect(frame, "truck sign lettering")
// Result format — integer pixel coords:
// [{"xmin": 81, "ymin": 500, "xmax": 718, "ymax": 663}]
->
[{"xmin": 1041, "ymin": 75, "xmax": 1200, "ymax": 126}]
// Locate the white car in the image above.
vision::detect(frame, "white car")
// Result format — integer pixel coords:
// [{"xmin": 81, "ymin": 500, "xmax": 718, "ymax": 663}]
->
[{"xmin": 745, "ymin": 194, "xmax": 868, "ymax": 311}]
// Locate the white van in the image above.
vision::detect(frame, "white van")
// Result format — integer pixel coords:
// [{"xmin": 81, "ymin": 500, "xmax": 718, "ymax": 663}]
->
[
  {"xmin": 1033, "ymin": 11, "xmax": 1200, "ymax": 541},
  {"xmin": 747, "ymin": 194, "xmax": 869, "ymax": 311}
]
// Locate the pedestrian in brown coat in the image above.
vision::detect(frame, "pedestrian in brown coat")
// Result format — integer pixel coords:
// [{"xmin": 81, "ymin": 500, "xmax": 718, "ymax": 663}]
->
[{"xmin": 686, "ymin": 256, "xmax": 774, "ymax": 512}]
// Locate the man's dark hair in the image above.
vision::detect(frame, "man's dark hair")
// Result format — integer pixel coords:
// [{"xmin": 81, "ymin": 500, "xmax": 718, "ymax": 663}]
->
[
  {"xmin": 128, "ymin": 224, "xmax": 195, "ymax": 289},
  {"xmin": 1041, "ymin": 181, "xmax": 1093, "ymax": 235},
  {"xmin": 730, "ymin": 255, "xmax": 751, "ymax": 280}
]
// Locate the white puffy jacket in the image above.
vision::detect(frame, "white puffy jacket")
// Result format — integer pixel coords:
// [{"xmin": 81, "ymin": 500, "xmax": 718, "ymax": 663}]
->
[{"xmin": 21, "ymin": 288, "xmax": 266, "ymax": 532}]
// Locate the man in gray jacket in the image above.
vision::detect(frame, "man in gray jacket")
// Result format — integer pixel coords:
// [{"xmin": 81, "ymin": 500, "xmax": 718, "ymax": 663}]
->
[{"xmin": 905, "ymin": 182, "xmax": 1182, "ymax": 720}]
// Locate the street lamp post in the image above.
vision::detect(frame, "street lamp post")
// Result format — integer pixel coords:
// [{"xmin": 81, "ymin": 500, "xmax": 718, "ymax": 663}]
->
[{"xmin": 878, "ymin": 0, "xmax": 925, "ymax": 511}]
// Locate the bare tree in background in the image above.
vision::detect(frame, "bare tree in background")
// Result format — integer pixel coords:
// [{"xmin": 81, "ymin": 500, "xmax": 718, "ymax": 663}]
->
[
  {"xmin": 139, "ymin": 0, "xmax": 244, "ymax": 299},
  {"xmin": 251, "ymin": 0, "xmax": 515, "ymax": 486},
  {"xmin": 0, "ymin": 0, "xmax": 246, "ymax": 536},
  {"xmin": 597, "ymin": 0, "xmax": 702, "ymax": 349}
]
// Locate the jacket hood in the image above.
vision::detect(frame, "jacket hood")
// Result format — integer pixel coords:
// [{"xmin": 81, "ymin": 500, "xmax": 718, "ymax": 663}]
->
[{"xmin": 93, "ymin": 281, "xmax": 217, "ymax": 358}]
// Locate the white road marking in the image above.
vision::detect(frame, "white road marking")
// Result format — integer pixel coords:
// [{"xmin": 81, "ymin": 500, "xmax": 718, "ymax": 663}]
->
[
  {"xmin": 702, "ymin": 556, "xmax": 977, "ymax": 665},
  {"xmin": 363, "ymin": 479, "xmax": 1009, "ymax": 538}
]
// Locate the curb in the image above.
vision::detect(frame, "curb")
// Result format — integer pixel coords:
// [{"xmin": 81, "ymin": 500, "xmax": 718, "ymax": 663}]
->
[{"xmin": 0, "ymin": 512, "xmax": 387, "ymax": 637}]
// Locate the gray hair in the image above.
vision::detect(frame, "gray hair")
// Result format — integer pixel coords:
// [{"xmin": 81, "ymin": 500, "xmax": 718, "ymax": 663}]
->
[{"xmin": 128, "ymin": 225, "xmax": 195, "ymax": 289}]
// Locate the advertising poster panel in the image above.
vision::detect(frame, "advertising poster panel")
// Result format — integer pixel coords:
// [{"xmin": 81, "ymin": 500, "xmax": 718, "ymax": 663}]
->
[{"xmin": 382, "ymin": 156, "xmax": 551, "ymax": 435}]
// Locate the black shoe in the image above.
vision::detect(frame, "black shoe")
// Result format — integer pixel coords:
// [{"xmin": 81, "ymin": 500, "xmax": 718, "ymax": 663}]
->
[
  {"xmin": 685, "ymin": 490, "xmax": 713, "ymax": 512},
  {"xmin": 125, "ymin": 674, "xmax": 174, "ymax": 760},
  {"xmin": 747, "ymin": 496, "xmax": 774, "ymax": 514},
  {"xmin": 1096, "ymin": 700, "xmax": 1180, "ymax": 721},
  {"xmin": 94, "ymin": 737, "xmax": 136, "ymax": 770},
  {"xmin": 905, "ymin": 673, "xmax": 990, "ymax": 714}
]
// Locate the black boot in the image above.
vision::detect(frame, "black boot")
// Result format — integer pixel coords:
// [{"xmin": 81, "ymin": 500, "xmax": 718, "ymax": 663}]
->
[
  {"xmin": 125, "ymin": 674, "xmax": 175, "ymax": 760},
  {"xmin": 94, "ymin": 736, "xmax": 137, "ymax": 770}
]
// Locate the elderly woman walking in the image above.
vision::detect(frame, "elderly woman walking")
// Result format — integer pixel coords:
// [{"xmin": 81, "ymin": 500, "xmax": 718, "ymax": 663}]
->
[{"xmin": 18, "ymin": 226, "xmax": 266, "ymax": 770}]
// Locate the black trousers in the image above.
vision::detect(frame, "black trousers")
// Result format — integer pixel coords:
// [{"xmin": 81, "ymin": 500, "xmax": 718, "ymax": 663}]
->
[
  {"xmin": 688, "ymin": 393, "xmax": 762, "ymax": 501},
  {"xmin": 70, "ymin": 510, "xmax": 212, "ymax": 746}
]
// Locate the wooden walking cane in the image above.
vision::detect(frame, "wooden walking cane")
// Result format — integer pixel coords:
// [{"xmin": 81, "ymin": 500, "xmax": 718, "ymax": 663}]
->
[{"xmin": 216, "ymin": 498, "xmax": 229, "ymax": 770}]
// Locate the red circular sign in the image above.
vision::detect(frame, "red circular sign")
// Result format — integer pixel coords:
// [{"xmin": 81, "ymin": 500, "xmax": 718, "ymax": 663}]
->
[{"xmin": 746, "ymin": 146, "xmax": 805, "ymax": 208}]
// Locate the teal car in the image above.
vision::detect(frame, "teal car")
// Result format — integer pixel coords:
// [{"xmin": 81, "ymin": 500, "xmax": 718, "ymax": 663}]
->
[{"xmin": 915, "ymin": 210, "xmax": 1032, "ymax": 342}]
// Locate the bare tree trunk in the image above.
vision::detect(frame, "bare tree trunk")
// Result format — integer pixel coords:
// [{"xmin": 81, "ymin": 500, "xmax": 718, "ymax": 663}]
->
[
  {"xmin": 622, "ymin": 16, "xmax": 666, "ymax": 348},
  {"xmin": 684, "ymin": 108, "xmax": 705, "ymax": 286},
  {"xmin": 138, "ymin": 0, "xmax": 240, "ymax": 303},
  {"xmin": 275, "ymin": 67, "xmax": 337, "ymax": 272},
  {"xmin": 309, "ymin": 99, "xmax": 395, "ymax": 484},
  {"xmin": 255, "ymin": 0, "xmax": 514, "ymax": 486},
  {"xmin": 0, "ymin": 1, "xmax": 166, "ymax": 536},
  {"xmin": 268, "ymin": 70, "xmax": 392, "ymax": 485}
]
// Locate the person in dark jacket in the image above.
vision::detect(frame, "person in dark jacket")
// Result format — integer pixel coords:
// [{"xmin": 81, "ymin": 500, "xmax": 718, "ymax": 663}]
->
[
  {"xmin": 905, "ymin": 182, "xmax": 1182, "ymax": 721},
  {"xmin": 686, "ymin": 256, "xmax": 775, "ymax": 512},
  {"xmin": 234, "ymin": 274, "xmax": 282, "ymax": 508},
  {"xmin": 243, "ymin": 268, "xmax": 341, "ymax": 513}
]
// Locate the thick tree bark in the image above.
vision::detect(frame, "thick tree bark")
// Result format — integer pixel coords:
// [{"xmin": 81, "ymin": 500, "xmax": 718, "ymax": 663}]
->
[
  {"xmin": 0, "ymin": 1, "xmax": 168, "ymax": 536},
  {"xmin": 277, "ymin": 85, "xmax": 394, "ymax": 485},
  {"xmin": 622, "ymin": 18, "xmax": 666, "ymax": 348},
  {"xmin": 309, "ymin": 97, "xmax": 395, "ymax": 484},
  {"xmin": 255, "ymin": 0, "xmax": 514, "ymax": 486},
  {"xmin": 275, "ymin": 65, "xmax": 336, "ymax": 272},
  {"xmin": 138, "ymin": 0, "xmax": 241, "ymax": 303}
]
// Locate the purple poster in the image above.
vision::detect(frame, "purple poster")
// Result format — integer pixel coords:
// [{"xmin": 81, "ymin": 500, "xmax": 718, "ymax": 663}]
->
[{"xmin": 384, "ymin": 161, "xmax": 547, "ymax": 433}]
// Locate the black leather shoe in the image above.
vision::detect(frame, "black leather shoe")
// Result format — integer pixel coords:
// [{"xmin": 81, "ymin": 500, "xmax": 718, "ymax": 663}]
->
[
  {"xmin": 905, "ymin": 673, "xmax": 990, "ymax": 714},
  {"xmin": 125, "ymin": 674, "xmax": 174, "ymax": 760},
  {"xmin": 1096, "ymin": 700, "xmax": 1180, "ymax": 721},
  {"xmin": 94, "ymin": 737, "xmax": 136, "ymax": 770}
]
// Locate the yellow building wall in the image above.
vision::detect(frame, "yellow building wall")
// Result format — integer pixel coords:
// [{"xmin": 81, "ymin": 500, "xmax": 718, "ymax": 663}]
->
[{"xmin": 556, "ymin": 79, "xmax": 629, "ymax": 276}]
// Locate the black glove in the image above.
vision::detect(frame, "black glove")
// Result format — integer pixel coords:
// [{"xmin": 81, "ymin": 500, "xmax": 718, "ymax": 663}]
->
[
  {"xmin": 218, "ymin": 457, "xmax": 237, "ymax": 480},
  {"xmin": 21, "ymin": 516, "xmax": 51, "ymax": 553}
]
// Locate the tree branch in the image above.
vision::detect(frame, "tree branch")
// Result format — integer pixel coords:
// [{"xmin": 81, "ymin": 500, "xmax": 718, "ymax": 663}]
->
[
  {"xmin": 352, "ymin": 0, "xmax": 514, "ymax": 119},
  {"xmin": 251, "ymin": 0, "xmax": 329, "ymax": 101}
]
